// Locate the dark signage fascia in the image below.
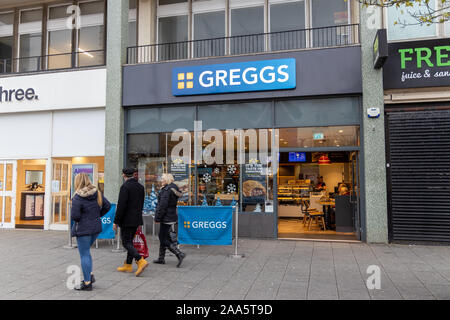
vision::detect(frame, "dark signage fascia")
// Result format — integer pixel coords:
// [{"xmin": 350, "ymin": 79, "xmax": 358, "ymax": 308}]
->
[
  {"xmin": 373, "ymin": 29, "xmax": 388, "ymax": 69},
  {"xmin": 383, "ymin": 38, "xmax": 450, "ymax": 89},
  {"xmin": 123, "ymin": 47, "xmax": 363, "ymax": 107}
]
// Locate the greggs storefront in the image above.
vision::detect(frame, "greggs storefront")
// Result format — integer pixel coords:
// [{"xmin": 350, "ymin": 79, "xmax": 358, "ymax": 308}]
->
[{"xmin": 123, "ymin": 47, "xmax": 365, "ymax": 241}]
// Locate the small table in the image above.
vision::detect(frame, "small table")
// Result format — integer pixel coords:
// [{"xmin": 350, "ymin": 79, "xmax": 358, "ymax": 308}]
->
[{"xmin": 320, "ymin": 201, "xmax": 335, "ymax": 230}]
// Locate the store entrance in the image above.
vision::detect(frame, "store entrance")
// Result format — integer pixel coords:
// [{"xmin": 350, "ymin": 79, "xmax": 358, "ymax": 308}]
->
[{"xmin": 277, "ymin": 151, "xmax": 360, "ymax": 241}]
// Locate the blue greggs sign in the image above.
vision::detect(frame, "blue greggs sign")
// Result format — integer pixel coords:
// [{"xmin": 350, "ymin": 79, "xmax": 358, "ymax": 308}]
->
[{"xmin": 172, "ymin": 58, "xmax": 296, "ymax": 96}]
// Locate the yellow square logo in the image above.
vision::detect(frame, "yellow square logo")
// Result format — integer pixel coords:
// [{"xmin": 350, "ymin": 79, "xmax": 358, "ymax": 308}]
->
[
  {"xmin": 178, "ymin": 82, "xmax": 185, "ymax": 89},
  {"xmin": 178, "ymin": 73, "xmax": 185, "ymax": 81},
  {"xmin": 186, "ymin": 81, "xmax": 194, "ymax": 89},
  {"xmin": 184, "ymin": 221, "xmax": 190, "ymax": 228},
  {"xmin": 186, "ymin": 72, "xmax": 194, "ymax": 80}
]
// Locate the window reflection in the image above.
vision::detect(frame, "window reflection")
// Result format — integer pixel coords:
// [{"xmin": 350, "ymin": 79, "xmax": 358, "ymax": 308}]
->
[
  {"xmin": 127, "ymin": 129, "xmax": 275, "ymax": 212},
  {"xmin": 19, "ymin": 9, "xmax": 43, "ymax": 72},
  {"xmin": 48, "ymin": 5, "xmax": 72, "ymax": 70},
  {"xmin": 311, "ymin": 0, "xmax": 349, "ymax": 47},
  {"xmin": 78, "ymin": 0, "xmax": 105, "ymax": 67},
  {"xmin": 270, "ymin": 1, "xmax": 306, "ymax": 50},
  {"xmin": 194, "ymin": 11, "xmax": 225, "ymax": 58},
  {"xmin": 230, "ymin": 6, "xmax": 264, "ymax": 55},
  {"xmin": 279, "ymin": 126, "xmax": 360, "ymax": 148},
  {"xmin": 158, "ymin": 15, "xmax": 188, "ymax": 60}
]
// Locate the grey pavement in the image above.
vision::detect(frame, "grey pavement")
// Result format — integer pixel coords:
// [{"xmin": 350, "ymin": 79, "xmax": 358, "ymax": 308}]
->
[{"xmin": 1, "ymin": 230, "xmax": 450, "ymax": 300}]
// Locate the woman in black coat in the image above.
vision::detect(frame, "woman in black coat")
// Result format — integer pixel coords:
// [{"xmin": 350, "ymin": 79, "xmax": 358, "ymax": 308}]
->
[
  {"xmin": 153, "ymin": 173, "xmax": 186, "ymax": 267},
  {"xmin": 71, "ymin": 173, "xmax": 111, "ymax": 291}
]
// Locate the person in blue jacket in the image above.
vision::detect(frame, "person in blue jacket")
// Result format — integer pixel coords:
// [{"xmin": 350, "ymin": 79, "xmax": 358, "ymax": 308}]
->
[{"xmin": 71, "ymin": 173, "xmax": 111, "ymax": 291}]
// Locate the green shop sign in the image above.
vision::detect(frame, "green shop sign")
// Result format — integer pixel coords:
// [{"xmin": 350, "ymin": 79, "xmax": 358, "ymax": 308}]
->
[{"xmin": 383, "ymin": 39, "xmax": 450, "ymax": 89}]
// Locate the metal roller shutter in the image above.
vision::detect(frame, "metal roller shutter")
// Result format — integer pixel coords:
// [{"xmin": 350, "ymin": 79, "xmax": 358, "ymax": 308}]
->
[{"xmin": 387, "ymin": 109, "xmax": 450, "ymax": 242}]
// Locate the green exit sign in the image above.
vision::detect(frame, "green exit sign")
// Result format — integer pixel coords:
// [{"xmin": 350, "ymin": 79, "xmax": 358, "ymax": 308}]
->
[{"xmin": 313, "ymin": 133, "xmax": 324, "ymax": 140}]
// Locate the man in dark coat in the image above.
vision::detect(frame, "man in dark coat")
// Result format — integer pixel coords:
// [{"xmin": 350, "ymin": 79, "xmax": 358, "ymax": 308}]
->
[{"xmin": 113, "ymin": 168, "xmax": 148, "ymax": 276}]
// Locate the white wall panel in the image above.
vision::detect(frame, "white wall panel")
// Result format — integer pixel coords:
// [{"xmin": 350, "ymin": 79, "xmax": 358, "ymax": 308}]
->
[
  {"xmin": 0, "ymin": 112, "xmax": 51, "ymax": 158},
  {"xmin": 0, "ymin": 68, "xmax": 106, "ymax": 114},
  {"xmin": 52, "ymin": 108, "xmax": 105, "ymax": 157}
]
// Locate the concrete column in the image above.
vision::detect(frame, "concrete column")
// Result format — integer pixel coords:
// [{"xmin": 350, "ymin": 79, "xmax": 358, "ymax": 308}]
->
[
  {"xmin": 359, "ymin": 4, "xmax": 388, "ymax": 243},
  {"xmin": 104, "ymin": 0, "xmax": 129, "ymax": 202}
]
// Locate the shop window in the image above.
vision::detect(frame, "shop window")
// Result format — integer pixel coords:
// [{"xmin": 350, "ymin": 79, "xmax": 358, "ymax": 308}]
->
[
  {"xmin": 279, "ymin": 126, "xmax": 360, "ymax": 148},
  {"xmin": 197, "ymin": 102, "xmax": 273, "ymax": 130},
  {"xmin": 19, "ymin": 9, "xmax": 43, "ymax": 72},
  {"xmin": 127, "ymin": 106, "xmax": 196, "ymax": 134},
  {"xmin": 78, "ymin": 0, "xmax": 105, "ymax": 67},
  {"xmin": 0, "ymin": 12, "xmax": 14, "ymax": 73},
  {"xmin": 127, "ymin": 129, "xmax": 275, "ymax": 212},
  {"xmin": 230, "ymin": 6, "xmax": 265, "ymax": 55},
  {"xmin": 47, "ymin": 4, "xmax": 72, "ymax": 70},
  {"xmin": 275, "ymin": 97, "xmax": 360, "ymax": 128},
  {"xmin": 311, "ymin": 0, "xmax": 350, "ymax": 47},
  {"xmin": 270, "ymin": 1, "xmax": 306, "ymax": 50},
  {"xmin": 158, "ymin": 15, "xmax": 189, "ymax": 60},
  {"xmin": 387, "ymin": 2, "xmax": 437, "ymax": 40},
  {"xmin": 193, "ymin": 11, "xmax": 225, "ymax": 57}
]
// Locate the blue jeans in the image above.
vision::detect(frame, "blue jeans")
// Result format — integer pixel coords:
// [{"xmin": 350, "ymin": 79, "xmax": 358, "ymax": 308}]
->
[{"xmin": 76, "ymin": 234, "xmax": 98, "ymax": 282}]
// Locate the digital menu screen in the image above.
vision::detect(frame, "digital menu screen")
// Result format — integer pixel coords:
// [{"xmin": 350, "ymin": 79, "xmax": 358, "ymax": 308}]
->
[{"xmin": 289, "ymin": 152, "xmax": 306, "ymax": 162}]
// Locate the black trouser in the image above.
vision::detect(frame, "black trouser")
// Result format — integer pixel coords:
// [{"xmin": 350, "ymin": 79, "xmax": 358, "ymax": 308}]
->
[
  {"xmin": 121, "ymin": 226, "xmax": 142, "ymax": 264},
  {"xmin": 158, "ymin": 223, "xmax": 175, "ymax": 251}
]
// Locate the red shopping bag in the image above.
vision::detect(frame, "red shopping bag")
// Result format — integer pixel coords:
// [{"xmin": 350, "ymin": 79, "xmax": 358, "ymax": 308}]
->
[{"xmin": 133, "ymin": 227, "xmax": 149, "ymax": 259}]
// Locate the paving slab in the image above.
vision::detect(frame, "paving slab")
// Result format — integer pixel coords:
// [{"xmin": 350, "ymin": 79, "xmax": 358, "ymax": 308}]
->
[{"xmin": 2, "ymin": 229, "xmax": 450, "ymax": 300}]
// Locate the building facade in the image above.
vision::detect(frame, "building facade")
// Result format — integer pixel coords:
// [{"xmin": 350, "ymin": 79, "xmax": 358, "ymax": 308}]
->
[
  {"xmin": 1, "ymin": 0, "xmax": 448, "ymax": 244},
  {"xmin": 381, "ymin": 2, "xmax": 450, "ymax": 242},
  {"xmin": 0, "ymin": 0, "xmax": 109, "ymax": 230},
  {"xmin": 113, "ymin": 0, "xmax": 371, "ymax": 242}
]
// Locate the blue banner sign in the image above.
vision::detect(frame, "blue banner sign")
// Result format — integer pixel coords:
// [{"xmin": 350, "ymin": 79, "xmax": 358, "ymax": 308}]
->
[
  {"xmin": 172, "ymin": 58, "xmax": 296, "ymax": 96},
  {"xmin": 97, "ymin": 204, "xmax": 116, "ymax": 240},
  {"xmin": 178, "ymin": 206, "xmax": 233, "ymax": 245}
]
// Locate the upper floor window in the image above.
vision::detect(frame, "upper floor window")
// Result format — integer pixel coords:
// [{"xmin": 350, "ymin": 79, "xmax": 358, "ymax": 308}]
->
[
  {"xmin": 78, "ymin": 0, "xmax": 105, "ymax": 67},
  {"xmin": 230, "ymin": 3, "xmax": 265, "ymax": 54},
  {"xmin": 270, "ymin": 0, "xmax": 306, "ymax": 50},
  {"xmin": 19, "ymin": 9, "xmax": 43, "ymax": 73},
  {"xmin": 387, "ymin": 1, "xmax": 437, "ymax": 40},
  {"xmin": 0, "ymin": 0, "xmax": 106, "ymax": 74},
  {"xmin": 159, "ymin": 0, "xmax": 187, "ymax": 4},
  {"xmin": 129, "ymin": 0, "xmax": 137, "ymax": 47},
  {"xmin": 311, "ymin": 0, "xmax": 349, "ymax": 28},
  {"xmin": 130, "ymin": 0, "xmax": 359, "ymax": 63},
  {"xmin": 0, "ymin": 12, "xmax": 13, "ymax": 73}
]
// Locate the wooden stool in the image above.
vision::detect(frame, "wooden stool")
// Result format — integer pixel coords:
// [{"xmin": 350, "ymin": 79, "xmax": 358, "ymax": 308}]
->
[{"xmin": 308, "ymin": 212, "xmax": 326, "ymax": 231}]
